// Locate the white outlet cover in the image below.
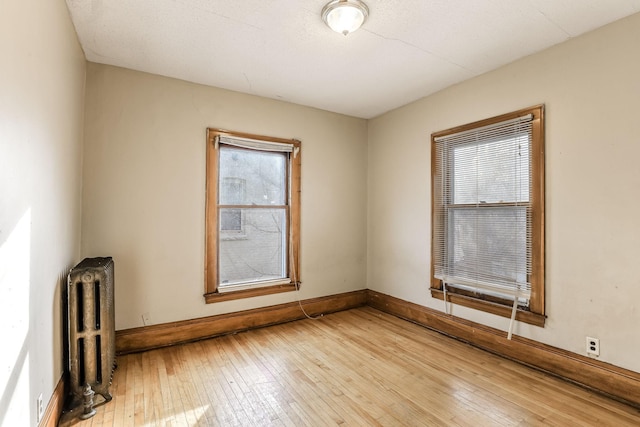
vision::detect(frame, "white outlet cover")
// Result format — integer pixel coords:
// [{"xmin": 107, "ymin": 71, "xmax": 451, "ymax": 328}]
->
[{"xmin": 586, "ymin": 336, "xmax": 600, "ymax": 357}]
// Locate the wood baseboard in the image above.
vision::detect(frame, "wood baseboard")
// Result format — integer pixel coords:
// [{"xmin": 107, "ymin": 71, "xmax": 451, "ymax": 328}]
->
[
  {"xmin": 366, "ymin": 289, "xmax": 640, "ymax": 409},
  {"xmin": 116, "ymin": 289, "xmax": 367, "ymax": 354},
  {"xmin": 40, "ymin": 375, "xmax": 64, "ymax": 427}
]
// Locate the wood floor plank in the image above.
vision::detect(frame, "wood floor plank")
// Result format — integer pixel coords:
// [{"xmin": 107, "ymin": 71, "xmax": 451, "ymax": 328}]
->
[
  {"xmin": 321, "ymin": 316, "xmax": 505, "ymax": 425},
  {"xmin": 263, "ymin": 322, "xmax": 389, "ymax": 424},
  {"xmin": 200, "ymin": 339, "xmax": 246, "ymax": 426},
  {"xmin": 110, "ymin": 355, "xmax": 125, "ymax": 426},
  {"xmin": 183, "ymin": 341, "xmax": 223, "ymax": 425},
  {"xmin": 210, "ymin": 338, "xmax": 256, "ymax": 425},
  {"xmin": 294, "ymin": 314, "xmax": 486, "ymax": 425},
  {"xmin": 163, "ymin": 347, "xmax": 191, "ymax": 426},
  {"xmin": 225, "ymin": 335, "xmax": 300, "ymax": 426},
  {"xmin": 59, "ymin": 307, "xmax": 640, "ymax": 426},
  {"xmin": 233, "ymin": 330, "xmax": 326, "ymax": 426}
]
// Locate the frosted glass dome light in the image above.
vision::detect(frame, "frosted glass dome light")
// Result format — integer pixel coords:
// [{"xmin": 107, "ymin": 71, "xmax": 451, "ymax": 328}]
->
[{"xmin": 322, "ymin": 0, "xmax": 369, "ymax": 36}]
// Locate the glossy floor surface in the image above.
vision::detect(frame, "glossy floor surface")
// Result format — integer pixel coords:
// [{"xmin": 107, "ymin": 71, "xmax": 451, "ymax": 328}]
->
[{"xmin": 59, "ymin": 307, "xmax": 640, "ymax": 426}]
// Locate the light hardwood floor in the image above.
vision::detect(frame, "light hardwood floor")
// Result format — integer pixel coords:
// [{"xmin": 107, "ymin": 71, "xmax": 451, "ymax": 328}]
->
[{"xmin": 59, "ymin": 307, "xmax": 640, "ymax": 426}]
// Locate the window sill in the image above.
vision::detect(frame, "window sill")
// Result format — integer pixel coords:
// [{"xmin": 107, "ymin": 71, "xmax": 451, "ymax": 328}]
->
[
  {"xmin": 204, "ymin": 282, "xmax": 298, "ymax": 303},
  {"xmin": 430, "ymin": 289, "xmax": 545, "ymax": 327}
]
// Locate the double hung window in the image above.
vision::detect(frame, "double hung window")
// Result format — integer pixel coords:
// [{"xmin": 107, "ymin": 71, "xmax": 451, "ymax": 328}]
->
[
  {"xmin": 205, "ymin": 129, "xmax": 301, "ymax": 303},
  {"xmin": 431, "ymin": 106, "xmax": 545, "ymax": 327}
]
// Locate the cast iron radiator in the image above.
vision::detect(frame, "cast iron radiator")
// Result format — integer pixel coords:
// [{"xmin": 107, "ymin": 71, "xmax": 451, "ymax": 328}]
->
[{"xmin": 67, "ymin": 257, "xmax": 116, "ymax": 409}]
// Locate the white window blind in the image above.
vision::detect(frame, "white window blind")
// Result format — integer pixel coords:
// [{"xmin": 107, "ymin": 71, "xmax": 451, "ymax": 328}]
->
[
  {"xmin": 217, "ymin": 135, "xmax": 294, "ymax": 153},
  {"xmin": 433, "ymin": 114, "xmax": 534, "ymax": 338}
]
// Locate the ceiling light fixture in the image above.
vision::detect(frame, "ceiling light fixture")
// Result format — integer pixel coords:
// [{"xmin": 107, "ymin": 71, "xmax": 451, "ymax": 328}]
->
[{"xmin": 322, "ymin": 0, "xmax": 369, "ymax": 36}]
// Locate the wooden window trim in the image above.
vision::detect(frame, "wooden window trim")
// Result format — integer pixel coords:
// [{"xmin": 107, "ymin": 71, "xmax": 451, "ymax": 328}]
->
[
  {"xmin": 430, "ymin": 290, "xmax": 546, "ymax": 327},
  {"xmin": 204, "ymin": 128, "xmax": 301, "ymax": 303},
  {"xmin": 204, "ymin": 283, "xmax": 298, "ymax": 303},
  {"xmin": 430, "ymin": 105, "xmax": 545, "ymax": 326}
]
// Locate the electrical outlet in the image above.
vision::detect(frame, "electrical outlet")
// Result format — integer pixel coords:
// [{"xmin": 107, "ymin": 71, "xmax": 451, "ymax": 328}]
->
[
  {"xmin": 36, "ymin": 393, "xmax": 44, "ymax": 423},
  {"xmin": 142, "ymin": 312, "xmax": 151, "ymax": 325},
  {"xmin": 586, "ymin": 336, "xmax": 600, "ymax": 357}
]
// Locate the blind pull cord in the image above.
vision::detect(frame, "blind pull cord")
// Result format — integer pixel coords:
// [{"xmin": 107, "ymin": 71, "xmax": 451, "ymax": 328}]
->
[
  {"xmin": 507, "ymin": 297, "xmax": 519, "ymax": 340},
  {"xmin": 443, "ymin": 282, "xmax": 450, "ymax": 315}
]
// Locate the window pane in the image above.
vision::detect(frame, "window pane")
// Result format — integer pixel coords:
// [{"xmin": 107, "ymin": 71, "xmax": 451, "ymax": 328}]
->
[
  {"xmin": 219, "ymin": 208, "xmax": 287, "ymax": 285},
  {"xmin": 452, "ymin": 136, "xmax": 529, "ymax": 204},
  {"xmin": 219, "ymin": 146, "xmax": 286, "ymax": 205},
  {"xmin": 449, "ymin": 207, "xmax": 528, "ymax": 288}
]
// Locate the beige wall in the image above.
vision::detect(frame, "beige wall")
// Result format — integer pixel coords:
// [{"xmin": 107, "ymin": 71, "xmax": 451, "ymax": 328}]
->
[
  {"xmin": 0, "ymin": 0, "xmax": 85, "ymax": 425},
  {"xmin": 368, "ymin": 13, "xmax": 640, "ymax": 372},
  {"xmin": 81, "ymin": 64, "xmax": 368, "ymax": 330}
]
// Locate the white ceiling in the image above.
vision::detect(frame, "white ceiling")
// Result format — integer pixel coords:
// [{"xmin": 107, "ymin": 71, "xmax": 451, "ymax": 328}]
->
[{"xmin": 66, "ymin": 0, "xmax": 640, "ymax": 119}]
